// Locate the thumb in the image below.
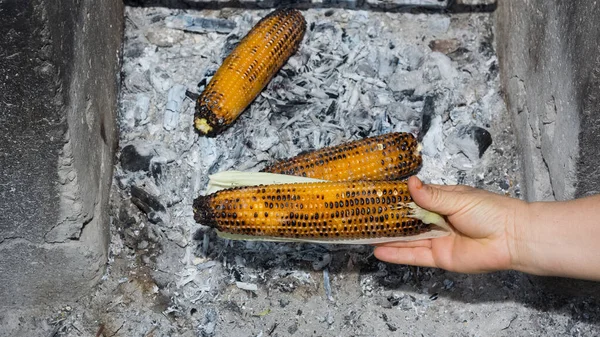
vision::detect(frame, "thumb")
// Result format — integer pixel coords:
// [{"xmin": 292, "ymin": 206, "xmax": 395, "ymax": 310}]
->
[{"xmin": 407, "ymin": 176, "xmax": 474, "ymax": 216}]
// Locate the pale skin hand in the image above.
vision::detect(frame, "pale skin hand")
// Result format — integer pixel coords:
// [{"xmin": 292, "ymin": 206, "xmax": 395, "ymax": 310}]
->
[
  {"xmin": 375, "ymin": 175, "xmax": 523, "ymax": 274},
  {"xmin": 374, "ymin": 176, "xmax": 600, "ymax": 281}
]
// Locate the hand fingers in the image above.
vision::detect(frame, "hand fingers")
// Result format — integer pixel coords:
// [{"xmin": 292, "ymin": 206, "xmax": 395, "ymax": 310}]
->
[
  {"xmin": 374, "ymin": 239, "xmax": 432, "ymax": 249},
  {"xmin": 408, "ymin": 176, "xmax": 476, "ymax": 216},
  {"xmin": 373, "ymin": 246, "xmax": 438, "ymax": 268}
]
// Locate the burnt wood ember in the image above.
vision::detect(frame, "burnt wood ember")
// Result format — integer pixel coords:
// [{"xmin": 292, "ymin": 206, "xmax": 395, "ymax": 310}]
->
[{"xmin": 120, "ymin": 144, "xmax": 153, "ymax": 172}]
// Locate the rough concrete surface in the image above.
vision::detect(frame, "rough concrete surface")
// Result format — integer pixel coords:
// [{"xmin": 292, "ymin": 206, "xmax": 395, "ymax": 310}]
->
[
  {"xmin": 0, "ymin": 0, "xmax": 123, "ymax": 331},
  {"xmin": 496, "ymin": 0, "xmax": 600, "ymax": 201},
  {"xmin": 495, "ymin": 0, "xmax": 600, "ymax": 302}
]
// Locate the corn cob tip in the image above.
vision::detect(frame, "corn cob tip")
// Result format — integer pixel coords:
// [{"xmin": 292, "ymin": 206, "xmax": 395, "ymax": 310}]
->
[
  {"xmin": 193, "ymin": 195, "xmax": 218, "ymax": 228},
  {"xmin": 194, "ymin": 106, "xmax": 224, "ymax": 137},
  {"xmin": 194, "ymin": 118, "xmax": 212, "ymax": 135}
]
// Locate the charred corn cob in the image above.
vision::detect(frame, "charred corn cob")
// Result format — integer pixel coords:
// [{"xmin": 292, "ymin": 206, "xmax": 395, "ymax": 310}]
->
[
  {"xmin": 261, "ymin": 132, "xmax": 422, "ymax": 181},
  {"xmin": 194, "ymin": 8, "xmax": 306, "ymax": 137},
  {"xmin": 193, "ymin": 179, "xmax": 449, "ymax": 244}
]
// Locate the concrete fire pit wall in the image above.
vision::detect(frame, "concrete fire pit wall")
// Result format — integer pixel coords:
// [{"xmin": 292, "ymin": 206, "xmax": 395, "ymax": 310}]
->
[
  {"xmin": 496, "ymin": 1, "xmax": 600, "ymax": 202},
  {"xmin": 0, "ymin": 0, "xmax": 123, "ymax": 309},
  {"xmin": 495, "ymin": 0, "xmax": 600, "ymax": 296}
]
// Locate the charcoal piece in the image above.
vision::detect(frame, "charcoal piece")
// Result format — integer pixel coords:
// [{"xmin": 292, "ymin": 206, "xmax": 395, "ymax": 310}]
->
[
  {"xmin": 193, "ymin": 228, "xmax": 207, "ymax": 241},
  {"xmin": 220, "ymin": 34, "xmax": 240, "ymax": 60},
  {"xmin": 165, "ymin": 15, "xmax": 236, "ymax": 34},
  {"xmin": 150, "ymin": 162, "xmax": 163, "ymax": 180},
  {"xmin": 449, "ymin": 125, "xmax": 493, "ymax": 160},
  {"xmin": 196, "ymin": 70, "xmax": 217, "ymax": 93},
  {"xmin": 498, "ymin": 179, "xmax": 510, "ymax": 190},
  {"xmin": 287, "ymin": 323, "xmax": 298, "ymax": 335},
  {"xmin": 324, "ymin": 101, "xmax": 337, "ymax": 116},
  {"xmin": 419, "ymin": 96, "xmax": 435, "ymax": 141},
  {"xmin": 185, "ymin": 90, "xmax": 199, "ymax": 101},
  {"xmin": 479, "ymin": 38, "xmax": 495, "ymax": 58},
  {"xmin": 118, "ymin": 204, "xmax": 137, "ymax": 228},
  {"xmin": 470, "ymin": 126, "xmax": 493, "ymax": 157},
  {"xmin": 203, "ymin": 68, "xmax": 217, "ymax": 78},
  {"xmin": 487, "ymin": 61, "xmax": 499, "ymax": 81},
  {"xmin": 147, "ymin": 211, "xmax": 163, "ymax": 224},
  {"xmin": 447, "ymin": 47, "xmax": 471, "ymax": 62},
  {"xmin": 124, "ymin": 41, "xmax": 145, "ymax": 59},
  {"xmin": 120, "ymin": 145, "xmax": 152, "ymax": 172},
  {"xmin": 130, "ymin": 185, "xmax": 166, "ymax": 214},
  {"xmin": 387, "ymin": 295, "xmax": 401, "ymax": 306}
]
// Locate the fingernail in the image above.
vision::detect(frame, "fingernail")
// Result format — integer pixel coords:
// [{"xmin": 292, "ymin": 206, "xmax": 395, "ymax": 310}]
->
[{"xmin": 414, "ymin": 177, "xmax": 423, "ymax": 190}]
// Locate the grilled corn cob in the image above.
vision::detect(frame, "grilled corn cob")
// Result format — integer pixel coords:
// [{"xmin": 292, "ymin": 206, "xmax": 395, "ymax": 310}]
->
[
  {"xmin": 193, "ymin": 177, "xmax": 449, "ymax": 244},
  {"xmin": 261, "ymin": 132, "xmax": 422, "ymax": 181},
  {"xmin": 194, "ymin": 8, "xmax": 306, "ymax": 137}
]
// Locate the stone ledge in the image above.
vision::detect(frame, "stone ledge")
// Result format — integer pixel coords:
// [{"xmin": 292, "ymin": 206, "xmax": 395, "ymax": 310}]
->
[
  {"xmin": 0, "ymin": 0, "xmax": 123, "ymax": 310},
  {"xmin": 496, "ymin": 0, "xmax": 600, "ymax": 201},
  {"xmin": 496, "ymin": 0, "xmax": 600, "ymax": 297}
]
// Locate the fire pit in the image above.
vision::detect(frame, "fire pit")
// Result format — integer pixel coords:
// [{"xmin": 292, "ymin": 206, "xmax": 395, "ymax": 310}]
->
[
  {"xmin": 110, "ymin": 4, "xmax": 523, "ymax": 336},
  {"xmin": 2, "ymin": 1, "xmax": 599, "ymax": 336}
]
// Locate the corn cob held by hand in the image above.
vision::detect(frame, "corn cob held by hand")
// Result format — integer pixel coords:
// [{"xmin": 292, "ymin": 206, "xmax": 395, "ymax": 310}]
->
[
  {"xmin": 194, "ymin": 8, "xmax": 306, "ymax": 137},
  {"xmin": 261, "ymin": 132, "xmax": 422, "ymax": 181},
  {"xmin": 193, "ymin": 173, "xmax": 450, "ymax": 244}
]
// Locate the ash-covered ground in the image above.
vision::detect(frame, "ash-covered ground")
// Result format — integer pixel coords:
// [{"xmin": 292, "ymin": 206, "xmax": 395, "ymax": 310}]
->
[{"xmin": 52, "ymin": 6, "xmax": 600, "ymax": 337}]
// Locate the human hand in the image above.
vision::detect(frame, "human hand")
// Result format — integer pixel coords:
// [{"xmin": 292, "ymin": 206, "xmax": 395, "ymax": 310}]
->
[{"xmin": 374, "ymin": 176, "xmax": 526, "ymax": 273}]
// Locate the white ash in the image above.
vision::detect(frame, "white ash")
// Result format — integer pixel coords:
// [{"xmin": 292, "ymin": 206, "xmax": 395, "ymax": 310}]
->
[
  {"xmin": 47, "ymin": 6, "xmax": 599, "ymax": 337},
  {"xmin": 115, "ymin": 5, "xmax": 517, "ymax": 334}
]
